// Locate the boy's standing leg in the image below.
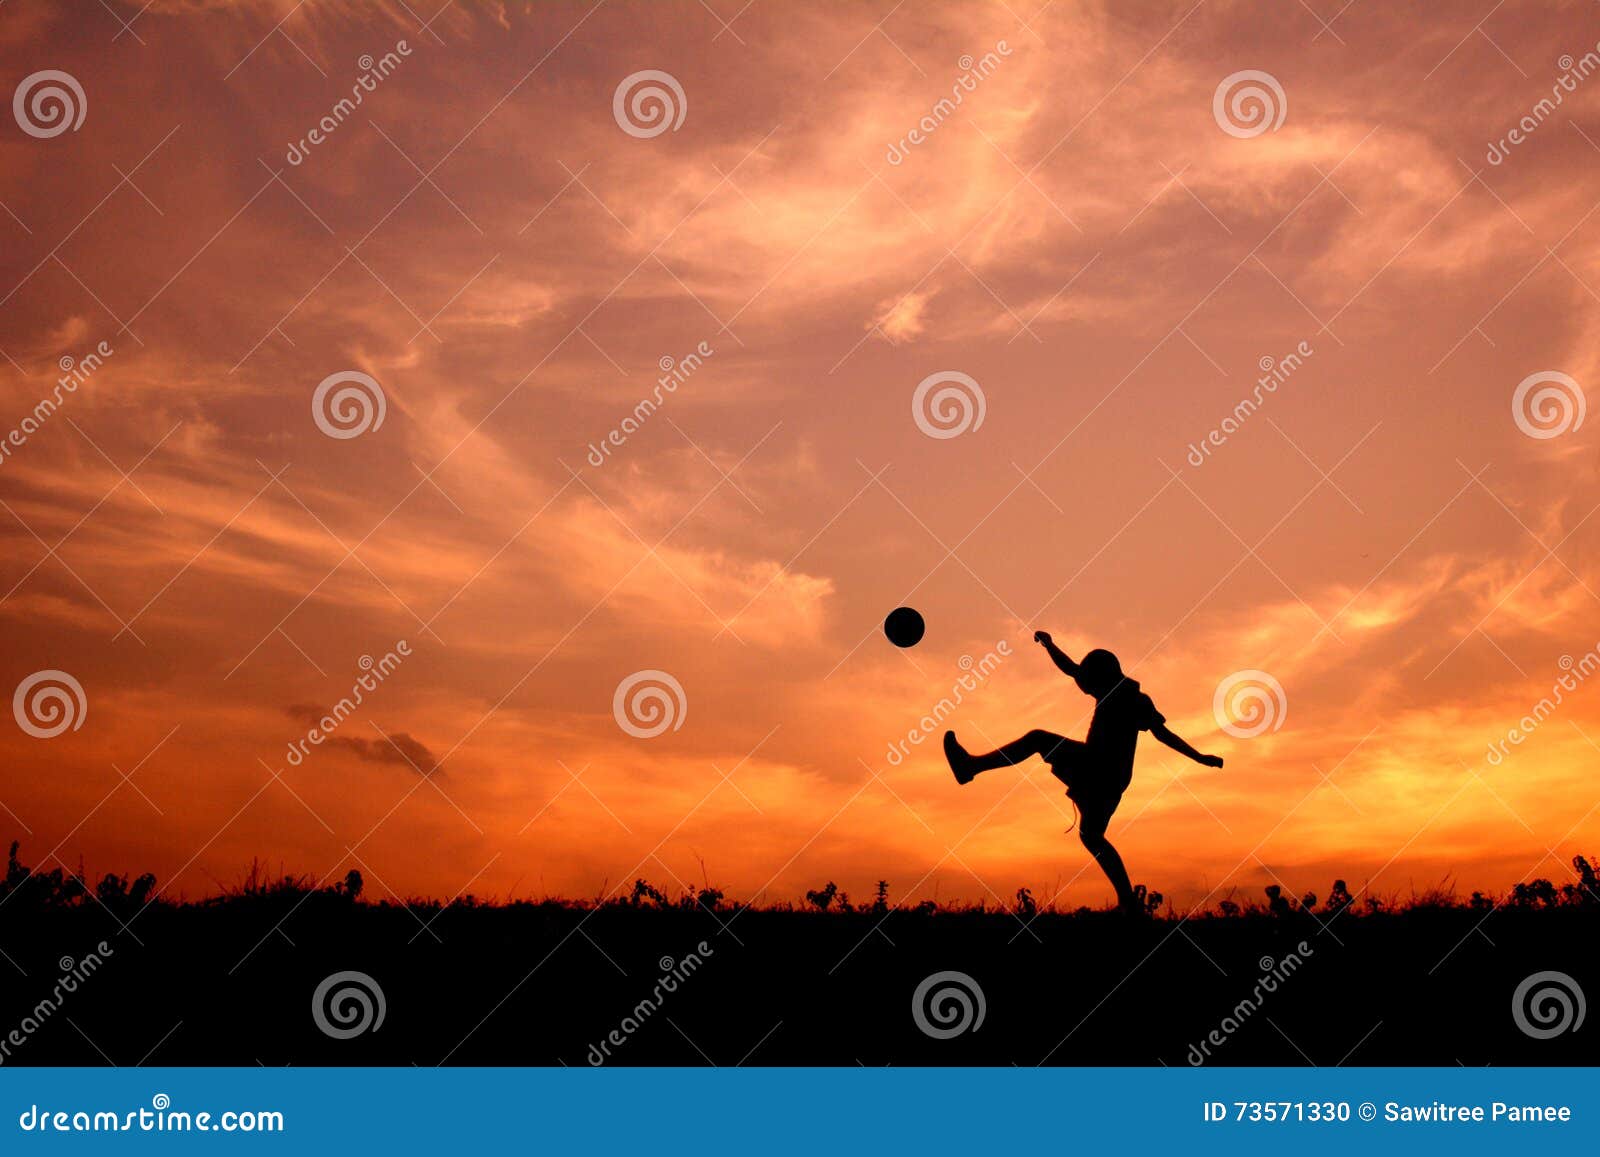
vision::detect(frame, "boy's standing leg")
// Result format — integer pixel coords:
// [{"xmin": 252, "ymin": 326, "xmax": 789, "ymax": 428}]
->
[{"xmin": 1077, "ymin": 802, "xmax": 1140, "ymax": 912}]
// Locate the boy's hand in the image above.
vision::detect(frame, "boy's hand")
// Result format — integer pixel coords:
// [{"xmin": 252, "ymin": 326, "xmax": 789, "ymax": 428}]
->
[
  {"xmin": 1033, "ymin": 630, "xmax": 1052, "ymax": 646},
  {"xmin": 1199, "ymin": 754, "xmax": 1224, "ymax": 768}
]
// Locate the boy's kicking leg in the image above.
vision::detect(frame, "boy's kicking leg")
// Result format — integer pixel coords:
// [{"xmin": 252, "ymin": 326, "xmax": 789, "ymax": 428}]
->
[
  {"xmin": 1078, "ymin": 804, "xmax": 1141, "ymax": 913},
  {"xmin": 943, "ymin": 729, "xmax": 1076, "ymax": 785}
]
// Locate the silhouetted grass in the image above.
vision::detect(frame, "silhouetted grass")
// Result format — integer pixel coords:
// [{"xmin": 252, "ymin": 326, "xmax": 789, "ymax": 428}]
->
[{"xmin": 0, "ymin": 841, "xmax": 1594, "ymax": 1066}]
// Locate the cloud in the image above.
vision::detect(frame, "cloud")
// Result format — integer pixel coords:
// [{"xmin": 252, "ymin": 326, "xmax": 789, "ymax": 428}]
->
[
  {"xmin": 284, "ymin": 705, "xmax": 437, "ymax": 772},
  {"xmin": 871, "ymin": 289, "xmax": 935, "ymax": 344}
]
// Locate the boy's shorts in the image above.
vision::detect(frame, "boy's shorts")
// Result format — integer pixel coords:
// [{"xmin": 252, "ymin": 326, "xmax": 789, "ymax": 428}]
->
[
  {"xmin": 1041, "ymin": 736, "xmax": 1087, "ymax": 778},
  {"xmin": 1042, "ymin": 738, "xmax": 1124, "ymax": 820}
]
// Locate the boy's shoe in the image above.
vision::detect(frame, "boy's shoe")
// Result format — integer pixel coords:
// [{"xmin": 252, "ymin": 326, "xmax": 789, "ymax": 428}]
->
[{"xmin": 944, "ymin": 731, "xmax": 977, "ymax": 785}]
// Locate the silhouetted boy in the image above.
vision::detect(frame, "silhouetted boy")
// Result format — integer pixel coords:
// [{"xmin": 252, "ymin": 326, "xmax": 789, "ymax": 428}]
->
[{"xmin": 943, "ymin": 631, "xmax": 1223, "ymax": 914}]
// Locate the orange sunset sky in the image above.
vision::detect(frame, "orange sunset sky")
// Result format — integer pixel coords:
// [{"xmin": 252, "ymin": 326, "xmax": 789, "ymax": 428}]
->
[{"xmin": 2, "ymin": 0, "xmax": 1599, "ymax": 913}]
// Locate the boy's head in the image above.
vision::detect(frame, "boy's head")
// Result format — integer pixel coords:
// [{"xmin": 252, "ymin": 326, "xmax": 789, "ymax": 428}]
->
[{"xmin": 1076, "ymin": 648, "xmax": 1123, "ymax": 698}]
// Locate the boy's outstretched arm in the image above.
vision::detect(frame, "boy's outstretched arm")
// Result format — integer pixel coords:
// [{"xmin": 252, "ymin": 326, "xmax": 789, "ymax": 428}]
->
[
  {"xmin": 1151, "ymin": 723, "xmax": 1224, "ymax": 768},
  {"xmin": 1032, "ymin": 630, "xmax": 1080, "ymax": 678}
]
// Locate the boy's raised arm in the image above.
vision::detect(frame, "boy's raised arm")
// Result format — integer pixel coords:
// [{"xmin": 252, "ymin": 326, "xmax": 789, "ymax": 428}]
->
[
  {"xmin": 1033, "ymin": 630, "xmax": 1080, "ymax": 677},
  {"xmin": 1151, "ymin": 722, "xmax": 1224, "ymax": 768}
]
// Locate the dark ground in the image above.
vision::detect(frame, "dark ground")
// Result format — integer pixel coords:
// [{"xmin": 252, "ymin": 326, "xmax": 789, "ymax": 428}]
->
[{"xmin": 1, "ymin": 860, "xmax": 1594, "ymax": 1066}]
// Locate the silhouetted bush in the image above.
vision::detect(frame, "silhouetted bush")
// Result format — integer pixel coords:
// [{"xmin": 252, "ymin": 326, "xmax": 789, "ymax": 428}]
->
[
  {"xmin": 805, "ymin": 881, "xmax": 839, "ymax": 911},
  {"xmin": 1324, "ymin": 879, "xmax": 1354, "ymax": 915}
]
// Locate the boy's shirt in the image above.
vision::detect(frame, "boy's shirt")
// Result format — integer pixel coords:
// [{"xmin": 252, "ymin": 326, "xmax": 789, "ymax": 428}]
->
[{"xmin": 1084, "ymin": 678, "xmax": 1165, "ymax": 795}]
